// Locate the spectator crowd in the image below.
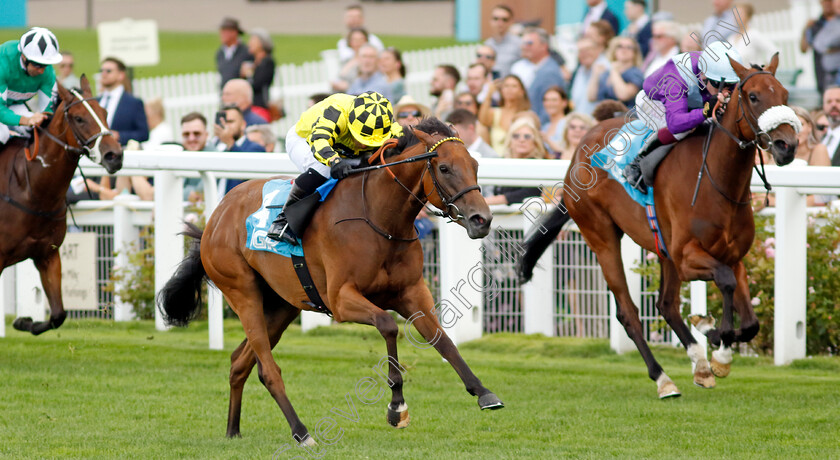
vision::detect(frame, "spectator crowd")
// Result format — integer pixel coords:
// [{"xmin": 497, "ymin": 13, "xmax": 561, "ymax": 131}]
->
[{"xmin": 53, "ymin": 0, "xmax": 840, "ymax": 210}]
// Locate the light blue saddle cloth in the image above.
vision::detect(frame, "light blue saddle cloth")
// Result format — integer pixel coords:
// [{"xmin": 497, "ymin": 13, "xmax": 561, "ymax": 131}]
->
[
  {"xmin": 588, "ymin": 119, "xmax": 656, "ymax": 206},
  {"xmin": 245, "ymin": 178, "xmax": 338, "ymax": 257}
]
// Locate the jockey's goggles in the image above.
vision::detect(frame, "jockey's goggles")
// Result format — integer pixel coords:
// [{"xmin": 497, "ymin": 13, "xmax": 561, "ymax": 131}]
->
[
  {"xmin": 705, "ymin": 78, "xmax": 737, "ymax": 92},
  {"xmin": 23, "ymin": 57, "xmax": 47, "ymax": 69}
]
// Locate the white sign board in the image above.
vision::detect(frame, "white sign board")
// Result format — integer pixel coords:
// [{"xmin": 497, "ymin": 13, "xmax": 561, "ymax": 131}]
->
[
  {"xmin": 61, "ymin": 232, "xmax": 98, "ymax": 311},
  {"xmin": 97, "ymin": 18, "xmax": 160, "ymax": 67}
]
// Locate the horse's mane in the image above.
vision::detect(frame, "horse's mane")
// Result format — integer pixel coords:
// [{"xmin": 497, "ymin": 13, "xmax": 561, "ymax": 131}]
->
[{"xmin": 385, "ymin": 118, "xmax": 455, "ymax": 158}]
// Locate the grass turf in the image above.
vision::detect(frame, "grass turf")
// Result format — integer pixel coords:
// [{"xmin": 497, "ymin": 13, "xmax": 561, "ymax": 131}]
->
[
  {"xmin": 0, "ymin": 318, "xmax": 838, "ymax": 459},
  {"xmin": 0, "ymin": 29, "xmax": 459, "ymax": 80}
]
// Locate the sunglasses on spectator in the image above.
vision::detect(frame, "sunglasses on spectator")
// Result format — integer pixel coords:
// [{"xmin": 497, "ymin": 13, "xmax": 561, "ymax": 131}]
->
[
  {"xmin": 492, "ymin": 16, "xmax": 510, "ymax": 22},
  {"xmin": 398, "ymin": 110, "xmax": 422, "ymax": 119},
  {"xmin": 476, "ymin": 53, "xmax": 495, "ymax": 60},
  {"xmin": 816, "ymin": 124, "xmax": 828, "ymax": 131},
  {"xmin": 512, "ymin": 133, "xmax": 534, "ymax": 141}
]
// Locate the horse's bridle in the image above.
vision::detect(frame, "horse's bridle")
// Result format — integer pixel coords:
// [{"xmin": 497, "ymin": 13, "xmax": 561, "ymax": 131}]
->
[
  {"xmin": 713, "ymin": 71, "xmax": 773, "ymax": 151},
  {"xmin": 32, "ymin": 88, "xmax": 113, "ymax": 163},
  {"xmin": 336, "ymin": 136, "xmax": 481, "ymax": 241},
  {"xmin": 696, "ymin": 69, "xmax": 799, "ymax": 206}
]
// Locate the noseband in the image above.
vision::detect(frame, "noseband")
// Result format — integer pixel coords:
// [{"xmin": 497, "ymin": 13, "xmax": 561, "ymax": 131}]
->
[{"xmin": 27, "ymin": 89, "xmax": 113, "ymax": 164}]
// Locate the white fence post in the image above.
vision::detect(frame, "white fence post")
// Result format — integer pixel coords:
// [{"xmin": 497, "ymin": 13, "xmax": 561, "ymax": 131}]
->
[
  {"xmin": 113, "ymin": 195, "xmax": 140, "ymax": 321},
  {"xmin": 774, "ymin": 188, "xmax": 807, "ymax": 365},
  {"xmin": 522, "ymin": 212, "xmax": 555, "ymax": 337},
  {"xmin": 154, "ymin": 171, "xmax": 184, "ymax": 332},
  {"xmin": 202, "ymin": 172, "xmax": 224, "ymax": 350},
  {"xmin": 15, "ymin": 261, "xmax": 46, "ymax": 323},
  {"xmin": 689, "ymin": 281, "xmax": 708, "ymax": 358},
  {"xmin": 438, "ymin": 219, "xmax": 483, "ymax": 346},
  {"xmin": 611, "ymin": 235, "xmax": 639, "ymax": 353},
  {"xmin": 0, "ymin": 268, "xmax": 11, "ymax": 337},
  {"xmin": 301, "ymin": 311, "xmax": 332, "ymax": 332}
]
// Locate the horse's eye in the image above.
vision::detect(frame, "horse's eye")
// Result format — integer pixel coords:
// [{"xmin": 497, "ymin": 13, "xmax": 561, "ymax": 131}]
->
[
  {"xmin": 74, "ymin": 115, "xmax": 84, "ymax": 123},
  {"xmin": 438, "ymin": 164, "xmax": 450, "ymax": 174},
  {"xmin": 749, "ymin": 93, "xmax": 758, "ymax": 103}
]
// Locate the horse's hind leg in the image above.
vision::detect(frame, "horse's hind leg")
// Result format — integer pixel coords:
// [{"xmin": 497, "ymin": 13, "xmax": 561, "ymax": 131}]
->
[
  {"xmin": 226, "ymin": 298, "xmax": 300, "ymax": 438},
  {"xmin": 395, "ymin": 281, "xmax": 504, "ymax": 411},
  {"xmin": 657, "ymin": 259, "xmax": 715, "ymax": 389},
  {"xmin": 13, "ymin": 252, "xmax": 66, "ymax": 335},
  {"xmin": 210, "ymin": 258, "xmax": 311, "ymax": 445},
  {"xmin": 580, "ymin": 220, "xmax": 679, "ymax": 399}
]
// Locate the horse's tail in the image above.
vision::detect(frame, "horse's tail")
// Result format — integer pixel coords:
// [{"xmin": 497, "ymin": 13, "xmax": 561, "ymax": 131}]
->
[
  {"xmin": 515, "ymin": 197, "xmax": 572, "ymax": 284},
  {"xmin": 157, "ymin": 223, "xmax": 206, "ymax": 327}
]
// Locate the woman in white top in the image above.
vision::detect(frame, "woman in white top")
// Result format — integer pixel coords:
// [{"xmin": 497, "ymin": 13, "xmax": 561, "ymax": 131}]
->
[{"xmin": 142, "ymin": 97, "xmax": 174, "ymax": 149}]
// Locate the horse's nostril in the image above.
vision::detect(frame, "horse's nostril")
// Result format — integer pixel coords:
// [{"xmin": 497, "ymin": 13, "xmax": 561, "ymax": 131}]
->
[
  {"xmin": 773, "ymin": 140, "xmax": 789, "ymax": 151},
  {"xmin": 470, "ymin": 214, "xmax": 489, "ymax": 227}
]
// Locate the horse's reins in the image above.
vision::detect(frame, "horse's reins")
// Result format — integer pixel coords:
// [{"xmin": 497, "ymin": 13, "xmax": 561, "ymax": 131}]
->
[
  {"xmin": 692, "ymin": 70, "xmax": 775, "ymax": 207},
  {"xmin": 4, "ymin": 89, "xmax": 113, "ymax": 220},
  {"xmin": 336, "ymin": 136, "xmax": 479, "ymax": 241}
]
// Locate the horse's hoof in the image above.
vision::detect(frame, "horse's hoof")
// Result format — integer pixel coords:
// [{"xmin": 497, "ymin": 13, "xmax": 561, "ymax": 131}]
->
[
  {"xmin": 478, "ymin": 392, "xmax": 505, "ymax": 410},
  {"xmin": 298, "ymin": 434, "xmax": 317, "ymax": 447},
  {"xmin": 226, "ymin": 431, "xmax": 242, "ymax": 439},
  {"xmin": 688, "ymin": 315, "xmax": 716, "ymax": 333},
  {"xmin": 693, "ymin": 360, "xmax": 716, "ymax": 389},
  {"xmin": 386, "ymin": 403, "xmax": 410, "ymax": 428},
  {"xmin": 12, "ymin": 317, "xmax": 33, "ymax": 332},
  {"xmin": 711, "ymin": 346, "xmax": 733, "ymax": 377},
  {"xmin": 657, "ymin": 375, "xmax": 681, "ymax": 399},
  {"xmin": 710, "ymin": 356, "xmax": 731, "ymax": 378}
]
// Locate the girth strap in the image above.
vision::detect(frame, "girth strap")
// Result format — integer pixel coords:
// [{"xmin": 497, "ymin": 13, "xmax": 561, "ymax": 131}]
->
[{"xmin": 291, "ymin": 254, "xmax": 331, "ymax": 316}]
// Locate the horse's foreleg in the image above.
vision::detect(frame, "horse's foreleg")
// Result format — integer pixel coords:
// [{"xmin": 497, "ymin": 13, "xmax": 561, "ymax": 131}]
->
[
  {"xmin": 657, "ymin": 259, "xmax": 715, "ymax": 389},
  {"xmin": 395, "ymin": 281, "xmax": 503, "ymax": 411},
  {"xmin": 706, "ymin": 262, "xmax": 757, "ymax": 378},
  {"xmin": 680, "ymin": 242, "xmax": 737, "ymax": 377},
  {"xmin": 331, "ymin": 285, "xmax": 411, "ymax": 428},
  {"xmin": 14, "ymin": 252, "xmax": 66, "ymax": 335}
]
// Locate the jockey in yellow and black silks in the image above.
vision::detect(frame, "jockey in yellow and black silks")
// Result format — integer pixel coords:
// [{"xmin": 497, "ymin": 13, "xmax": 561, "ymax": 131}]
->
[{"xmin": 268, "ymin": 91, "xmax": 402, "ymax": 244}]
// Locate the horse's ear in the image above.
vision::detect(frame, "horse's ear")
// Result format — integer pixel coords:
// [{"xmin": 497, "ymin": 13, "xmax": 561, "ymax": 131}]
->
[
  {"xmin": 764, "ymin": 52, "xmax": 780, "ymax": 76},
  {"xmin": 727, "ymin": 54, "xmax": 750, "ymax": 81},
  {"xmin": 56, "ymin": 78, "xmax": 72, "ymax": 103},
  {"xmin": 79, "ymin": 74, "xmax": 93, "ymax": 97},
  {"xmin": 413, "ymin": 128, "xmax": 435, "ymax": 148}
]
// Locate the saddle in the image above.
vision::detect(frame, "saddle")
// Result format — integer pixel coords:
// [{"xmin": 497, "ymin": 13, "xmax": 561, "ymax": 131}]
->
[
  {"xmin": 639, "ymin": 122, "xmax": 712, "ymax": 189},
  {"xmin": 281, "ymin": 157, "xmax": 365, "ymax": 238}
]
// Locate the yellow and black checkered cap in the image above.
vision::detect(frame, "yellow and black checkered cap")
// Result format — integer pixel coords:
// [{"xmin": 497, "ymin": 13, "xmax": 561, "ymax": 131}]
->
[{"xmin": 347, "ymin": 92, "xmax": 395, "ymax": 147}]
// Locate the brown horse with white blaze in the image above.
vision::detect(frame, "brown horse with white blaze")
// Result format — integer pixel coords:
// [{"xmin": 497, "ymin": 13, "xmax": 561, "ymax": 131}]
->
[
  {"xmin": 519, "ymin": 55, "xmax": 798, "ymax": 397},
  {"xmin": 3, "ymin": 76, "xmax": 122, "ymax": 335},
  {"xmin": 158, "ymin": 118, "xmax": 503, "ymax": 445}
]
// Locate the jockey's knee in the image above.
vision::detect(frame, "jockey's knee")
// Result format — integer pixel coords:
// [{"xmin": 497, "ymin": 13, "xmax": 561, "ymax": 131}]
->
[{"xmin": 0, "ymin": 124, "xmax": 10, "ymax": 144}]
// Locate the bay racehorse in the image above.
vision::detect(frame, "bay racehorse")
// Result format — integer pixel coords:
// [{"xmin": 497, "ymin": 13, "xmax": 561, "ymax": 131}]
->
[
  {"xmin": 517, "ymin": 55, "xmax": 798, "ymax": 397},
  {"xmin": 4, "ymin": 76, "xmax": 122, "ymax": 335},
  {"xmin": 158, "ymin": 118, "xmax": 504, "ymax": 444}
]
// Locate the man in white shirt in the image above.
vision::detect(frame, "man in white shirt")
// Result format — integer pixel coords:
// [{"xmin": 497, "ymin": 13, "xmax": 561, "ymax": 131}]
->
[
  {"xmin": 430, "ymin": 64, "xmax": 460, "ymax": 120},
  {"xmin": 569, "ymin": 38, "xmax": 609, "ymax": 116},
  {"xmin": 820, "ymin": 86, "xmax": 840, "ymax": 165},
  {"xmin": 337, "ymin": 4, "xmax": 384, "ymax": 62},
  {"xmin": 700, "ymin": 0, "xmax": 736, "ymax": 43}
]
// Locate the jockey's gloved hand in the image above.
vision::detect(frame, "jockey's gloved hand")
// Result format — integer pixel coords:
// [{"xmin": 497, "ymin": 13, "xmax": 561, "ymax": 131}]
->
[{"xmin": 329, "ymin": 158, "xmax": 354, "ymax": 180}]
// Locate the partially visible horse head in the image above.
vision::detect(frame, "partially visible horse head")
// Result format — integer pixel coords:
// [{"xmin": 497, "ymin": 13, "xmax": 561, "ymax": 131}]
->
[
  {"xmin": 54, "ymin": 74, "xmax": 123, "ymax": 174},
  {"xmin": 410, "ymin": 120, "xmax": 492, "ymax": 239},
  {"xmin": 727, "ymin": 53, "xmax": 799, "ymax": 165}
]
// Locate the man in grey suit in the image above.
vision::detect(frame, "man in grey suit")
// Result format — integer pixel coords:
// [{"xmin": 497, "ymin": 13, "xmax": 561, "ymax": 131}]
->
[{"xmin": 447, "ymin": 109, "xmax": 498, "ymax": 159}]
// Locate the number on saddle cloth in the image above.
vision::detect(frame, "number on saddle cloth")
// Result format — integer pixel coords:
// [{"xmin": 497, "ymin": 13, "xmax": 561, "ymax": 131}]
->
[{"xmin": 246, "ymin": 178, "xmax": 339, "ymax": 257}]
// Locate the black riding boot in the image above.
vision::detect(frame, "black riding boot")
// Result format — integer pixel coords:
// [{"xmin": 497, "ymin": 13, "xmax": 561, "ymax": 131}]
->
[
  {"xmin": 267, "ymin": 169, "xmax": 327, "ymax": 245},
  {"xmin": 623, "ymin": 137, "xmax": 663, "ymax": 193}
]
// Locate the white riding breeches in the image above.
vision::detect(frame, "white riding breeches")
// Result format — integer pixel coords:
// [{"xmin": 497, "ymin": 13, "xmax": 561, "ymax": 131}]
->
[
  {"xmin": 0, "ymin": 104, "xmax": 34, "ymax": 144},
  {"xmin": 286, "ymin": 126, "xmax": 331, "ymax": 178}
]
